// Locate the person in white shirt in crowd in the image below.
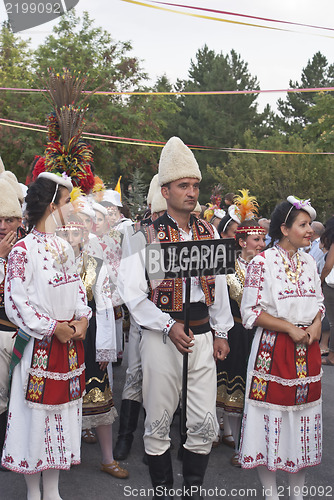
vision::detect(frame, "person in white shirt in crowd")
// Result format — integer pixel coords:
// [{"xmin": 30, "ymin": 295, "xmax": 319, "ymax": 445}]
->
[{"xmin": 118, "ymin": 137, "xmax": 233, "ymax": 500}]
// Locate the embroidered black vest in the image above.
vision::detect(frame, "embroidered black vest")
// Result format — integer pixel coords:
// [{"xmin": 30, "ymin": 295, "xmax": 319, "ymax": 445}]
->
[{"xmin": 139, "ymin": 212, "xmax": 216, "ymax": 312}]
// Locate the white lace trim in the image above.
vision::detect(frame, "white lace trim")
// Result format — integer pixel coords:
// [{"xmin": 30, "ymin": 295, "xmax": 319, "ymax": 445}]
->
[
  {"xmin": 245, "ymin": 396, "xmax": 322, "ymax": 412},
  {"xmin": 25, "ymin": 392, "xmax": 85, "ymax": 411},
  {"xmin": 82, "ymin": 406, "xmax": 118, "ymax": 428},
  {"xmin": 250, "ymin": 368, "xmax": 323, "ymax": 386},
  {"xmin": 28, "ymin": 363, "xmax": 85, "ymax": 381},
  {"xmin": 96, "ymin": 349, "xmax": 117, "ymax": 363}
]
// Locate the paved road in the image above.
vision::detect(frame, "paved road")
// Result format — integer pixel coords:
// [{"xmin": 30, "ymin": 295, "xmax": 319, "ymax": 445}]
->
[{"xmin": 1, "ymin": 343, "xmax": 333, "ymax": 500}]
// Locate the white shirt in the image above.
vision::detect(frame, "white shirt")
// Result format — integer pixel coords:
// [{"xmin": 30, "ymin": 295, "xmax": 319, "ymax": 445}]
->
[
  {"xmin": 5, "ymin": 228, "xmax": 91, "ymax": 339},
  {"xmin": 241, "ymin": 245, "xmax": 324, "ymax": 330}
]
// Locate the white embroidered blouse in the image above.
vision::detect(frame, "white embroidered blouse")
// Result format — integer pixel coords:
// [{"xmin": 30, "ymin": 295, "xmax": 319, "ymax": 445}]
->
[
  {"xmin": 241, "ymin": 245, "xmax": 325, "ymax": 330},
  {"xmin": 5, "ymin": 228, "xmax": 91, "ymax": 339}
]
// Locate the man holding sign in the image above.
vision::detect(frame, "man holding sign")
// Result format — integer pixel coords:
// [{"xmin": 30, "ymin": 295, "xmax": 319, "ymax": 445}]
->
[{"xmin": 119, "ymin": 137, "xmax": 233, "ymax": 499}]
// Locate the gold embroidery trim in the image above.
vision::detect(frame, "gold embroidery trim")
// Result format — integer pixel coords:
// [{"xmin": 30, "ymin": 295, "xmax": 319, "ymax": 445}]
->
[
  {"xmin": 83, "ymin": 385, "xmax": 113, "ymax": 404},
  {"xmin": 81, "ymin": 254, "xmax": 97, "ymax": 301}
]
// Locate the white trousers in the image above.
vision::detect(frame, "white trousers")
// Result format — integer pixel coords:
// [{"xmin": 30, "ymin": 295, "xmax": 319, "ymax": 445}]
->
[
  {"xmin": 140, "ymin": 329, "xmax": 218, "ymax": 456},
  {"xmin": 122, "ymin": 316, "xmax": 143, "ymax": 402},
  {"xmin": 0, "ymin": 329, "xmax": 15, "ymax": 415}
]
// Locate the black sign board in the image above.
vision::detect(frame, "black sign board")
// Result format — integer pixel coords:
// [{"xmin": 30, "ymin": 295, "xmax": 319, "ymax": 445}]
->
[{"xmin": 146, "ymin": 238, "xmax": 236, "ymax": 280}]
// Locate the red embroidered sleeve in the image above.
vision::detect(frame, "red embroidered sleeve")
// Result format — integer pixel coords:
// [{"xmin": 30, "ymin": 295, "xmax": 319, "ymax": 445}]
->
[{"xmin": 6, "ymin": 249, "xmax": 28, "ymax": 282}]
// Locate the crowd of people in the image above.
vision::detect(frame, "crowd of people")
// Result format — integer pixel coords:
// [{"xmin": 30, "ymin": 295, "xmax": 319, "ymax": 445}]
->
[{"xmin": 0, "ymin": 135, "xmax": 332, "ymax": 500}]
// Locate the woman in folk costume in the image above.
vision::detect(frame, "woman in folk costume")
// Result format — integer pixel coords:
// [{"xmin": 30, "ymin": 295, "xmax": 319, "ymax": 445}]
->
[
  {"xmin": 239, "ymin": 197, "xmax": 324, "ymax": 500},
  {"xmin": 216, "ymin": 190, "xmax": 266, "ymax": 466},
  {"xmin": 2, "ymin": 173, "xmax": 91, "ymax": 499},
  {"xmin": 2, "ymin": 69, "xmax": 102, "ymax": 499},
  {"xmin": 60, "ymin": 214, "xmax": 128, "ymax": 478}
]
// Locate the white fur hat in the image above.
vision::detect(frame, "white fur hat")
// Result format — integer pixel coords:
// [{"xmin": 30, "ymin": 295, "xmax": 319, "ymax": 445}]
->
[
  {"xmin": 147, "ymin": 174, "xmax": 159, "ymax": 206},
  {"xmin": 151, "ymin": 189, "xmax": 167, "ymax": 214},
  {"xmin": 158, "ymin": 137, "xmax": 202, "ymax": 186},
  {"xmin": 0, "ymin": 179, "xmax": 22, "ymax": 218},
  {"xmin": 0, "ymin": 171, "xmax": 24, "ymax": 203}
]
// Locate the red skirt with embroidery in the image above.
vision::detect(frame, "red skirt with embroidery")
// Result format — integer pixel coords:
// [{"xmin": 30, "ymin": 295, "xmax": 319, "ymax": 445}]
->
[
  {"xmin": 25, "ymin": 336, "xmax": 85, "ymax": 406},
  {"xmin": 249, "ymin": 329, "xmax": 321, "ymax": 407}
]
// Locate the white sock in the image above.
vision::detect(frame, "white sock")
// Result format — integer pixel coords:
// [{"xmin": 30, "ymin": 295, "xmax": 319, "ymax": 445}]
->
[
  {"xmin": 24, "ymin": 473, "xmax": 41, "ymax": 500},
  {"xmin": 229, "ymin": 415, "xmax": 242, "ymax": 451},
  {"xmin": 288, "ymin": 470, "xmax": 306, "ymax": 500},
  {"xmin": 222, "ymin": 412, "xmax": 233, "ymax": 440},
  {"xmin": 42, "ymin": 469, "xmax": 62, "ymax": 500},
  {"xmin": 257, "ymin": 466, "xmax": 279, "ymax": 500}
]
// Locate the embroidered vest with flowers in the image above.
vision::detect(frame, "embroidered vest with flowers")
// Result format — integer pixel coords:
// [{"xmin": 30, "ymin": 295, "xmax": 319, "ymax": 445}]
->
[{"xmin": 140, "ymin": 212, "xmax": 216, "ymax": 312}]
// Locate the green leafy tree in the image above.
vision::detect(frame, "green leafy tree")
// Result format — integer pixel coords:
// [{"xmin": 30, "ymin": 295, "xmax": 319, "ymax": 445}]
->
[
  {"xmin": 0, "ymin": 22, "xmax": 41, "ymax": 179},
  {"xmin": 167, "ymin": 46, "xmax": 270, "ymax": 198},
  {"xmin": 207, "ymin": 130, "xmax": 333, "ymax": 220},
  {"xmin": 124, "ymin": 169, "xmax": 148, "ymax": 220},
  {"xmin": 277, "ymin": 52, "xmax": 334, "ymax": 135},
  {"xmin": 303, "ymin": 92, "xmax": 334, "ymax": 150},
  {"xmin": 32, "ymin": 11, "xmax": 180, "ymax": 187}
]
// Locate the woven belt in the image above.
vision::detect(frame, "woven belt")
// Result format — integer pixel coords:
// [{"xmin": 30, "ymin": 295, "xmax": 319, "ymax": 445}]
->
[
  {"xmin": 0, "ymin": 318, "xmax": 17, "ymax": 329},
  {"xmin": 175, "ymin": 316, "xmax": 209, "ymax": 327}
]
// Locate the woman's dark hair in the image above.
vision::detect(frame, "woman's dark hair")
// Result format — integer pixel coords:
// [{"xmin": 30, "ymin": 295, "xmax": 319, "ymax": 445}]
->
[
  {"xmin": 25, "ymin": 177, "xmax": 64, "ymax": 230},
  {"xmin": 223, "ymin": 193, "xmax": 235, "ymax": 205},
  {"xmin": 321, "ymin": 216, "xmax": 334, "ymax": 250},
  {"xmin": 120, "ymin": 203, "xmax": 132, "ymax": 219},
  {"xmin": 218, "ymin": 215, "xmax": 233, "ymax": 236},
  {"xmin": 268, "ymin": 201, "xmax": 302, "ymax": 244}
]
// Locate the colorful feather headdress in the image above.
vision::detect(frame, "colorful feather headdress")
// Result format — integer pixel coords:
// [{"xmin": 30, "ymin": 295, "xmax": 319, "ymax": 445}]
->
[
  {"xmin": 204, "ymin": 184, "xmax": 225, "ymax": 221},
  {"xmin": 33, "ymin": 69, "xmax": 100, "ymax": 194},
  {"xmin": 92, "ymin": 175, "xmax": 106, "ymax": 202},
  {"xmin": 234, "ymin": 189, "xmax": 266, "ymax": 235}
]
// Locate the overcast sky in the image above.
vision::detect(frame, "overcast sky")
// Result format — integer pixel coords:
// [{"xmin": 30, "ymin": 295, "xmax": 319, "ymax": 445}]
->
[{"xmin": 1, "ymin": 0, "xmax": 334, "ymax": 111}]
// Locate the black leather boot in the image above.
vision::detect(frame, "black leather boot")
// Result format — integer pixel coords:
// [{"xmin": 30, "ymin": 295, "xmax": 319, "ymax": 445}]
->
[
  {"xmin": 113, "ymin": 399, "xmax": 141, "ymax": 460},
  {"xmin": 147, "ymin": 449, "xmax": 174, "ymax": 499},
  {"xmin": 182, "ymin": 449, "xmax": 210, "ymax": 499}
]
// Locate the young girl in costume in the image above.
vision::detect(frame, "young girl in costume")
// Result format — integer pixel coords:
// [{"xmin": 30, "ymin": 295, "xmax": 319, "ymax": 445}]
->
[
  {"xmin": 60, "ymin": 214, "xmax": 128, "ymax": 479},
  {"xmin": 217, "ymin": 190, "xmax": 266, "ymax": 466},
  {"xmin": 239, "ymin": 196, "xmax": 324, "ymax": 500}
]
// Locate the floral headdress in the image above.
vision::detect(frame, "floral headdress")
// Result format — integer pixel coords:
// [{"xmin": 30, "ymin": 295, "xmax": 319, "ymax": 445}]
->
[{"xmin": 285, "ymin": 196, "xmax": 316, "ymax": 222}]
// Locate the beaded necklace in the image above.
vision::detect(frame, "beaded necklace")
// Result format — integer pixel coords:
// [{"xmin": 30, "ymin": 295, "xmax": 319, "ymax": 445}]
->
[
  {"xmin": 33, "ymin": 228, "xmax": 68, "ymax": 266},
  {"xmin": 277, "ymin": 247, "xmax": 301, "ymax": 284}
]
